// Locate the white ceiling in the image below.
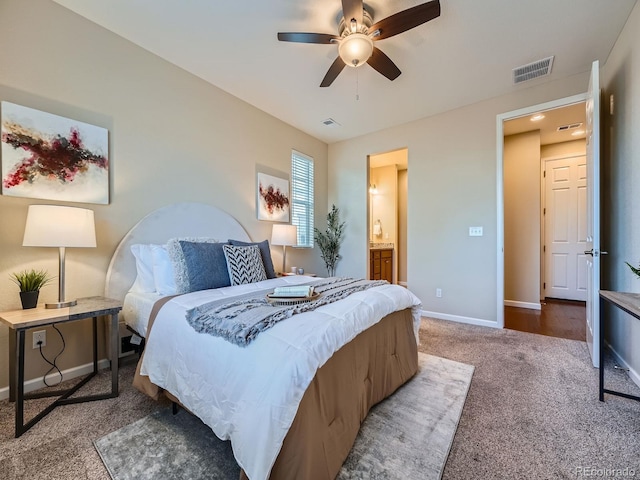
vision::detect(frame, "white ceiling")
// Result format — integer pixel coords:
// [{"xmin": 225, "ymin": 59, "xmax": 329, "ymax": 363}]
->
[{"xmin": 52, "ymin": 0, "xmax": 636, "ymax": 144}]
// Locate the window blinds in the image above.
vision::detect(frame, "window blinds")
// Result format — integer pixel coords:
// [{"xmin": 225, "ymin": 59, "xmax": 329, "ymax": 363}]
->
[{"xmin": 291, "ymin": 150, "xmax": 314, "ymax": 248}]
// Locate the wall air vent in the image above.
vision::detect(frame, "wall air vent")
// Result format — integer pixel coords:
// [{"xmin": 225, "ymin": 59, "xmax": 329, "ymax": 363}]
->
[
  {"xmin": 557, "ymin": 122, "xmax": 583, "ymax": 132},
  {"xmin": 512, "ymin": 56, "xmax": 554, "ymax": 84},
  {"xmin": 322, "ymin": 118, "xmax": 341, "ymax": 127}
]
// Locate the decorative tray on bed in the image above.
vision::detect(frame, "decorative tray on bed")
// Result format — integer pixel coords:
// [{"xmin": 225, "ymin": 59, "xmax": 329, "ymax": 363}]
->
[{"xmin": 266, "ymin": 292, "xmax": 320, "ymax": 306}]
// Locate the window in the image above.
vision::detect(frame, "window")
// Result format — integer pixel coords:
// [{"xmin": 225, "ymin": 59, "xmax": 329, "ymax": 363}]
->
[{"xmin": 291, "ymin": 150, "xmax": 314, "ymax": 247}]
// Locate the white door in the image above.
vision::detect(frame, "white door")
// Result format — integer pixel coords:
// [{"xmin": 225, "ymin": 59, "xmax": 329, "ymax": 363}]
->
[
  {"xmin": 585, "ymin": 60, "xmax": 601, "ymax": 368},
  {"xmin": 544, "ymin": 156, "xmax": 588, "ymax": 301}
]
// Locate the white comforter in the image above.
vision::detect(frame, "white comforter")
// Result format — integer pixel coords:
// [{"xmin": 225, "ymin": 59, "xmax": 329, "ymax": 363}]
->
[{"xmin": 140, "ymin": 275, "xmax": 422, "ymax": 480}]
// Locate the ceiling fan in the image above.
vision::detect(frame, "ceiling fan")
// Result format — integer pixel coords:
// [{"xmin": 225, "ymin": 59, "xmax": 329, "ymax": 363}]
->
[{"xmin": 277, "ymin": 0, "xmax": 441, "ymax": 87}]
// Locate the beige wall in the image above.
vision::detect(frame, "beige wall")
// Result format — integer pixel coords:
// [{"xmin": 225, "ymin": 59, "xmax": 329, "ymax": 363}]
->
[
  {"xmin": 541, "ymin": 139, "xmax": 586, "ymax": 160},
  {"xmin": 329, "ymin": 73, "xmax": 590, "ymax": 324},
  {"xmin": 504, "ymin": 131, "xmax": 541, "ymax": 306},
  {"xmin": 601, "ymin": 1, "xmax": 640, "ymax": 383},
  {"xmin": 0, "ymin": 0, "xmax": 328, "ymax": 391}
]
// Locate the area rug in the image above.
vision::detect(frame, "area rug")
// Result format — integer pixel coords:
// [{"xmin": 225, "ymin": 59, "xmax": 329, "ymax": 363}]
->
[{"xmin": 94, "ymin": 353, "xmax": 474, "ymax": 480}]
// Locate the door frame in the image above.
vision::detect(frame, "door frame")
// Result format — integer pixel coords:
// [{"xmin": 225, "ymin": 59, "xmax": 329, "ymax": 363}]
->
[
  {"xmin": 496, "ymin": 93, "xmax": 587, "ymax": 328},
  {"xmin": 367, "ymin": 147, "xmax": 409, "ymax": 285}
]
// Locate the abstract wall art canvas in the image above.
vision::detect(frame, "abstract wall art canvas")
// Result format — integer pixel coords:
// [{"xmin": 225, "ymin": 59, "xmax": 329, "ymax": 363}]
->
[
  {"xmin": 1, "ymin": 102, "xmax": 109, "ymax": 204},
  {"xmin": 257, "ymin": 172, "xmax": 290, "ymax": 222}
]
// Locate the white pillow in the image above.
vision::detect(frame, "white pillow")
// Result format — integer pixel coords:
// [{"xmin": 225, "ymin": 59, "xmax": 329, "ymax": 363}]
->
[
  {"xmin": 130, "ymin": 244, "xmax": 156, "ymax": 293},
  {"xmin": 151, "ymin": 244, "xmax": 177, "ymax": 296}
]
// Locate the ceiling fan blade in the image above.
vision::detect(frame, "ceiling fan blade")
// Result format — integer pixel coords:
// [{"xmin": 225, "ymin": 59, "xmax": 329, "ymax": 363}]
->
[
  {"xmin": 277, "ymin": 32, "xmax": 338, "ymax": 44},
  {"xmin": 367, "ymin": 47, "xmax": 401, "ymax": 81},
  {"xmin": 370, "ymin": 0, "xmax": 441, "ymax": 40},
  {"xmin": 341, "ymin": 0, "xmax": 363, "ymax": 26},
  {"xmin": 320, "ymin": 57, "xmax": 346, "ymax": 87}
]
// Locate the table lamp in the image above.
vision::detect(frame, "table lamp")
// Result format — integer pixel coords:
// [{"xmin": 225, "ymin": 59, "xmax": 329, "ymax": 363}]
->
[
  {"xmin": 22, "ymin": 205, "xmax": 97, "ymax": 308},
  {"xmin": 271, "ymin": 224, "xmax": 297, "ymax": 274}
]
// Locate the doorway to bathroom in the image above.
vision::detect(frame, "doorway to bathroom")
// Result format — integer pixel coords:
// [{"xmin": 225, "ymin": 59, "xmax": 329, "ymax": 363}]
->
[{"xmin": 367, "ymin": 148, "xmax": 408, "ymax": 285}]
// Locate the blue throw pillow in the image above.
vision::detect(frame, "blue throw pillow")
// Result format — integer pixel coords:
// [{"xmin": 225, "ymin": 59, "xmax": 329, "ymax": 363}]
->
[
  {"xmin": 178, "ymin": 241, "xmax": 231, "ymax": 292},
  {"xmin": 228, "ymin": 239, "xmax": 276, "ymax": 279}
]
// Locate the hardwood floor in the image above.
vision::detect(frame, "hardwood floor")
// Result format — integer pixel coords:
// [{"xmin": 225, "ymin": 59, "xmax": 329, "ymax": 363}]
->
[{"xmin": 505, "ymin": 298, "xmax": 586, "ymax": 341}]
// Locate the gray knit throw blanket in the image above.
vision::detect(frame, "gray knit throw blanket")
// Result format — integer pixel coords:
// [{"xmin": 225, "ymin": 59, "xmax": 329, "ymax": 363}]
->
[{"xmin": 185, "ymin": 277, "xmax": 388, "ymax": 347}]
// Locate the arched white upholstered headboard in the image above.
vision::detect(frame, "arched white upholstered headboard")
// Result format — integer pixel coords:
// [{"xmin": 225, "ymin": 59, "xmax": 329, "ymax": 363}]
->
[{"xmin": 105, "ymin": 202, "xmax": 250, "ymax": 302}]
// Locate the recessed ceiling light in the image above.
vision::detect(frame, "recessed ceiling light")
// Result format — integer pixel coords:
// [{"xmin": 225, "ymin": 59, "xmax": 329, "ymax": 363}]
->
[
  {"xmin": 571, "ymin": 130, "xmax": 585, "ymax": 136},
  {"xmin": 531, "ymin": 114, "xmax": 545, "ymax": 122}
]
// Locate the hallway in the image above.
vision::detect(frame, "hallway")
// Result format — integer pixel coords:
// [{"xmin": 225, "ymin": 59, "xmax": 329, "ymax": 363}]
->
[{"xmin": 505, "ymin": 299, "xmax": 586, "ymax": 341}]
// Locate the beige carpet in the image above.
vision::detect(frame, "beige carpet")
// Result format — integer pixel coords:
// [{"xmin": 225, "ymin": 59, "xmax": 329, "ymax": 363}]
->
[
  {"xmin": 1, "ymin": 318, "xmax": 639, "ymax": 479},
  {"xmin": 425, "ymin": 318, "xmax": 640, "ymax": 479},
  {"xmin": 94, "ymin": 353, "xmax": 473, "ymax": 480},
  {"xmin": 0, "ymin": 359, "xmax": 165, "ymax": 480}
]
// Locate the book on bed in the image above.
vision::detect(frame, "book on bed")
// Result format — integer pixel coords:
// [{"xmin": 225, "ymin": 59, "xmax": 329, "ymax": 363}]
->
[{"xmin": 271, "ymin": 286, "xmax": 315, "ymax": 298}]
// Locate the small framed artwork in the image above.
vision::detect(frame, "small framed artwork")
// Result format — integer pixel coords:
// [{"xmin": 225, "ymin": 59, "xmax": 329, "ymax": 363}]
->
[
  {"xmin": 257, "ymin": 172, "xmax": 290, "ymax": 222},
  {"xmin": 1, "ymin": 101, "xmax": 109, "ymax": 204}
]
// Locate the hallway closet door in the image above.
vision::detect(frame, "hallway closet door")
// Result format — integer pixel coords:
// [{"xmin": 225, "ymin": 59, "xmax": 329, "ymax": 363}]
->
[{"xmin": 544, "ymin": 155, "xmax": 587, "ymax": 301}]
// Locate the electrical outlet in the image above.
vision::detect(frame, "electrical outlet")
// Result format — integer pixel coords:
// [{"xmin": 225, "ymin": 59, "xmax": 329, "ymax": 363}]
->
[
  {"xmin": 469, "ymin": 226, "xmax": 483, "ymax": 237},
  {"xmin": 436, "ymin": 288, "xmax": 442, "ymax": 298},
  {"xmin": 33, "ymin": 330, "xmax": 46, "ymax": 349}
]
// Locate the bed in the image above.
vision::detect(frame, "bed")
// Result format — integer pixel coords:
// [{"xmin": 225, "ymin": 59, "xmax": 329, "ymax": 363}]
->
[{"xmin": 105, "ymin": 202, "xmax": 422, "ymax": 480}]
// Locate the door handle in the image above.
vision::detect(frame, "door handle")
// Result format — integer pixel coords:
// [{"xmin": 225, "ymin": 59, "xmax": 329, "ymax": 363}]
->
[{"xmin": 584, "ymin": 249, "xmax": 609, "ymax": 257}]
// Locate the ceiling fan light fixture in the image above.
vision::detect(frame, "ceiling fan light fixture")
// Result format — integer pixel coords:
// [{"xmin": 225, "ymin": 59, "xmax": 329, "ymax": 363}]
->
[
  {"xmin": 339, "ymin": 33, "xmax": 373, "ymax": 67},
  {"xmin": 278, "ymin": 0, "xmax": 441, "ymax": 86}
]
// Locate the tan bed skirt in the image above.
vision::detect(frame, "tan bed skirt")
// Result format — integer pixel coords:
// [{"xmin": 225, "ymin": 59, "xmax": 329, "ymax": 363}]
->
[{"xmin": 134, "ymin": 307, "xmax": 418, "ymax": 480}]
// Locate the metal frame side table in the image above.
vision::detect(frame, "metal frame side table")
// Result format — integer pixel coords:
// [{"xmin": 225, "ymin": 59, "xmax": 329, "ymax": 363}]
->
[
  {"xmin": 599, "ymin": 290, "xmax": 640, "ymax": 403},
  {"xmin": 0, "ymin": 296, "xmax": 122, "ymax": 437}
]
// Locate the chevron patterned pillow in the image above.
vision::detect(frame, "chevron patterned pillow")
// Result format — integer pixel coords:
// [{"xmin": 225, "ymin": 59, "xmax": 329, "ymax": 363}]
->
[{"xmin": 223, "ymin": 244, "xmax": 267, "ymax": 286}]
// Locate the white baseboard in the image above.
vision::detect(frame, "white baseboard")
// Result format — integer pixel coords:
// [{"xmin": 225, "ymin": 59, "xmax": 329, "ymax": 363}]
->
[
  {"xmin": 0, "ymin": 358, "xmax": 111, "ymax": 401},
  {"xmin": 504, "ymin": 300, "xmax": 542, "ymax": 310},
  {"xmin": 421, "ymin": 310, "xmax": 500, "ymax": 329},
  {"xmin": 606, "ymin": 341, "xmax": 640, "ymax": 390}
]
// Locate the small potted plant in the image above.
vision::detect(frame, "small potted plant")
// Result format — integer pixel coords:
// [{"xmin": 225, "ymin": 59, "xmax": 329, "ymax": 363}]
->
[
  {"xmin": 10, "ymin": 269, "xmax": 53, "ymax": 309},
  {"xmin": 314, "ymin": 204, "xmax": 346, "ymax": 277},
  {"xmin": 626, "ymin": 261, "xmax": 640, "ymax": 278}
]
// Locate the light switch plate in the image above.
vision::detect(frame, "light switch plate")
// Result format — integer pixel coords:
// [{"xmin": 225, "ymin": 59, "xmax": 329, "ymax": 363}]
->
[{"xmin": 469, "ymin": 226, "xmax": 483, "ymax": 237}]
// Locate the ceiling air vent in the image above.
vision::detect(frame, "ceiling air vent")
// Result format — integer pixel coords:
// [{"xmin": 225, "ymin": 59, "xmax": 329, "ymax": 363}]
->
[
  {"xmin": 513, "ymin": 56, "xmax": 554, "ymax": 84},
  {"xmin": 322, "ymin": 118, "xmax": 341, "ymax": 127},
  {"xmin": 557, "ymin": 122, "xmax": 583, "ymax": 132}
]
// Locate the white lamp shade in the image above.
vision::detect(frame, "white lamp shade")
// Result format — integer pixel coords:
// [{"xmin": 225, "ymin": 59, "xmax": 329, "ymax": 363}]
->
[
  {"xmin": 23, "ymin": 205, "xmax": 97, "ymax": 248},
  {"xmin": 339, "ymin": 33, "xmax": 374, "ymax": 67},
  {"xmin": 271, "ymin": 224, "xmax": 298, "ymax": 246}
]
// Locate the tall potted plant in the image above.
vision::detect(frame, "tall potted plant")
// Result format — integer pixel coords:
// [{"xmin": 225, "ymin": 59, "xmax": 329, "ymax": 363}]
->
[
  {"xmin": 314, "ymin": 204, "xmax": 346, "ymax": 277},
  {"xmin": 10, "ymin": 269, "xmax": 53, "ymax": 309}
]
